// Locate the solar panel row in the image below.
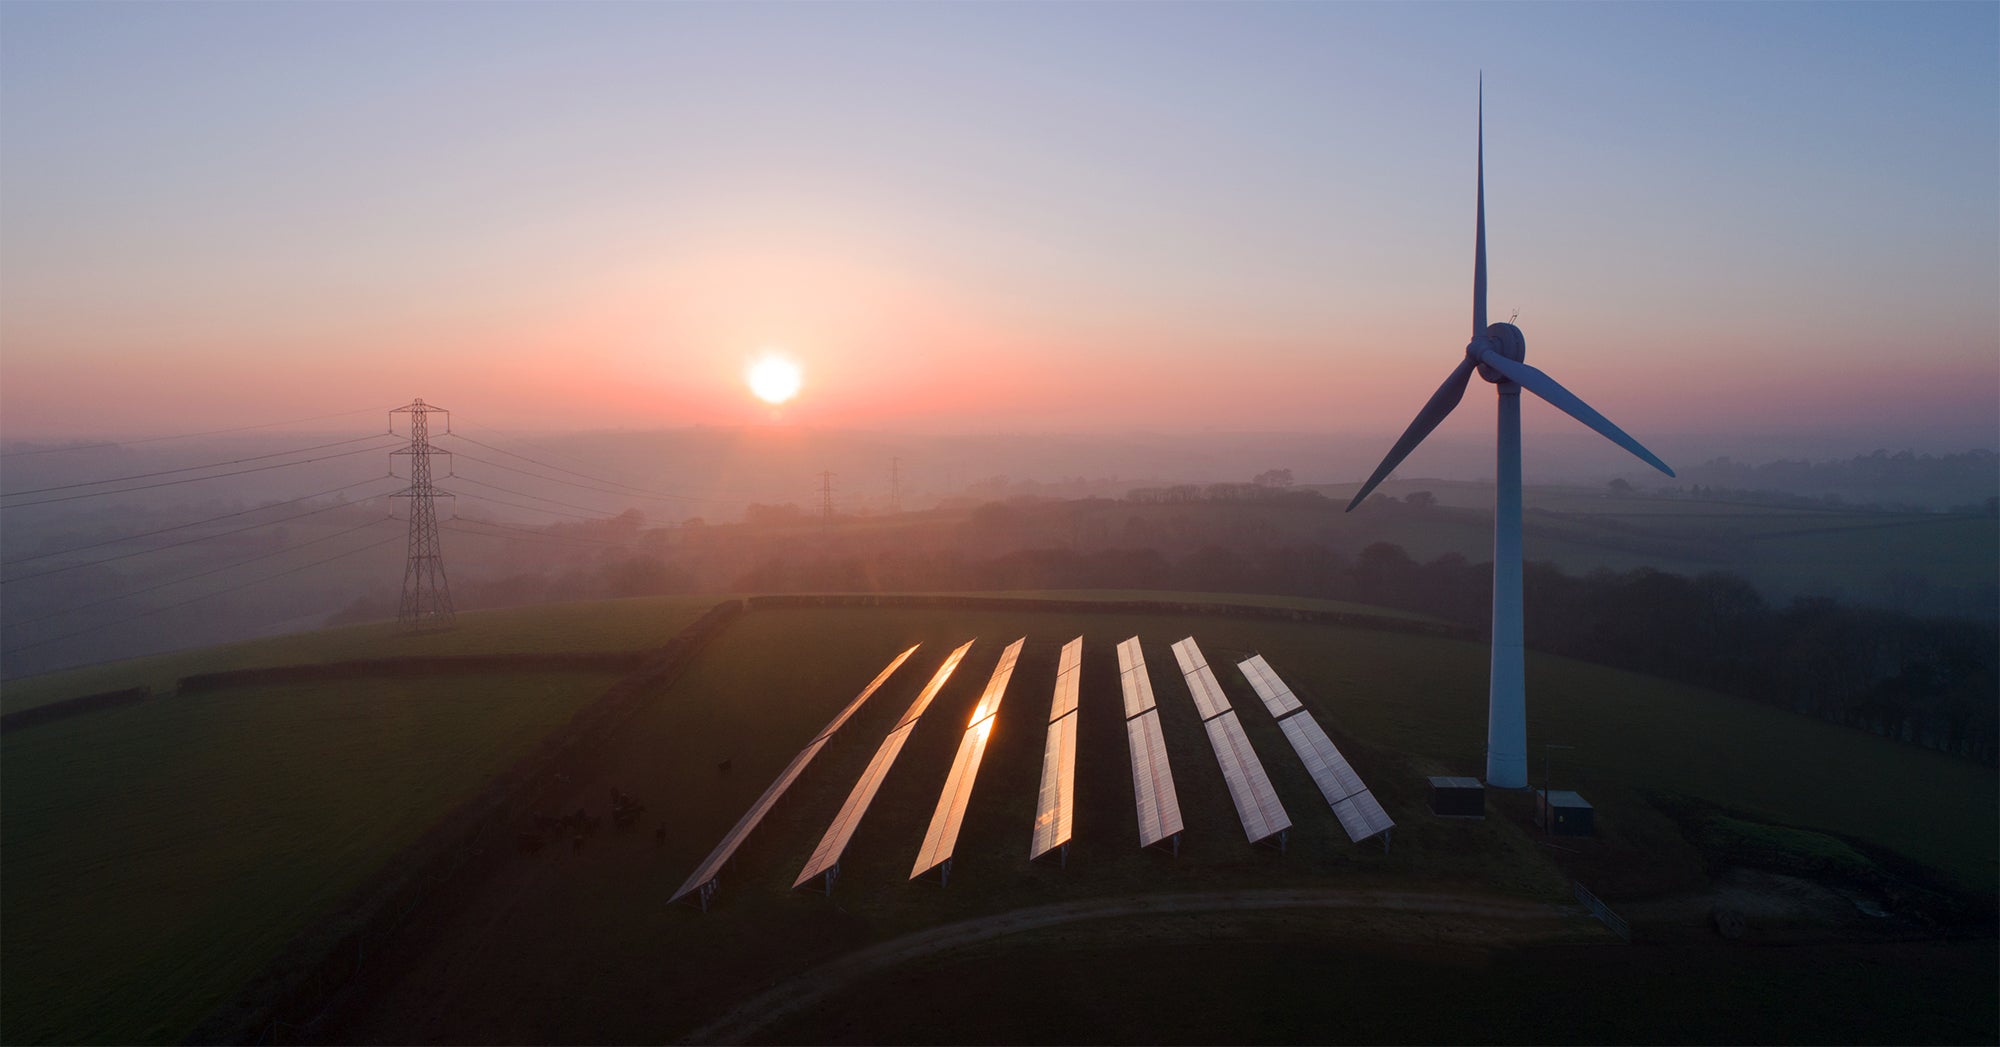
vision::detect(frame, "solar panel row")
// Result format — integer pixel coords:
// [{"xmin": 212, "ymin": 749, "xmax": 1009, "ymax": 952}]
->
[
  {"xmin": 1236, "ymin": 653, "xmax": 1303, "ymax": 718},
  {"xmin": 1246, "ymin": 656, "xmax": 1396, "ymax": 846},
  {"xmin": 1171, "ymin": 637, "xmax": 1232, "ymax": 721},
  {"xmin": 794, "ymin": 640, "xmax": 976, "ymax": 892},
  {"xmin": 1030, "ymin": 637, "xmax": 1083, "ymax": 863},
  {"xmin": 670, "ymin": 644, "xmax": 921, "ymax": 910},
  {"xmin": 1116, "ymin": 636, "xmax": 1155, "ymax": 718},
  {"xmin": 1203, "ymin": 710, "xmax": 1292, "ymax": 845},
  {"xmin": 1125, "ymin": 708, "xmax": 1184, "ymax": 849},
  {"xmin": 912, "ymin": 639, "xmax": 1023, "ymax": 881}
]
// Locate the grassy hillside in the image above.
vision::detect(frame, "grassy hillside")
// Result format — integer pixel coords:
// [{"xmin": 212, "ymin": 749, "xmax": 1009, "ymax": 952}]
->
[
  {"xmin": 0, "ymin": 669, "xmax": 620, "ymax": 1044},
  {"xmin": 324, "ymin": 601, "xmax": 1994, "ymax": 1043},
  {"xmin": 0, "ymin": 595, "xmax": 716, "ymax": 715},
  {"xmin": 6, "ymin": 595, "xmax": 1990, "ymax": 1043}
]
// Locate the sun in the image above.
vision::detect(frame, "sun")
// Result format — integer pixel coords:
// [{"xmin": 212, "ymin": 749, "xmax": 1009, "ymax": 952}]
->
[{"xmin": 746, "ymin": 353, "xmax": 802, "ymax": 406}]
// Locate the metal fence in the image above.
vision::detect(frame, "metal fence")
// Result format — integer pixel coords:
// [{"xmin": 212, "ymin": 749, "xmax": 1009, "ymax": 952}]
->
[{"xmin": 1573, "ymin": 880, "xmax": 1631, "ymax": 942}]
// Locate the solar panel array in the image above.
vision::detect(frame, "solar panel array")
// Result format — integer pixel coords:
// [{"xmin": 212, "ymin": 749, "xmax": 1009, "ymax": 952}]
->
[
  {"xmin": 1236, "ymin": 654, "xmax": 1303, "ymax": 718},
  {"xmin": 1246, "ymin": 655, "xmax": 1395, "ymax": 845},
  {"xmin": 1030, "ymin": 637, "xmax": 1083, "ymax": 863},
  {"xmin": 1117, "ymin": 637, "xmax": 1183, "ymax": 851},
  {"xmin": 912, "ymin": 639, "xmax": 1023, "ymax": 881},
  {"xmin": 1204, "ymin": 711, "xmax": 1292, "ymax": 843},
  {"xmin": 1116, "ymin": 636, "xmax": 1157, "ymax": 718},
  {"xmin": 794, "ymin": 640, "xmax": 975, "ymax": 891},
  {"xmin": 671, "ymin": 644, "xmax": 920, "ymax": 910},
  {"xmin": 1174, "ymin": 637, "xmax": 1290, "ymax": 847},
  {"xmin": 1170, "ymin": 637, "xmax": 1232, "ymax": 721}
]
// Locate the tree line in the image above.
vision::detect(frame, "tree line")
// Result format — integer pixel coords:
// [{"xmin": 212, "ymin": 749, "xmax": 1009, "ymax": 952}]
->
[{"xmin": 733, "ymin": 540, "xmax": 1997, "ymax": 764}]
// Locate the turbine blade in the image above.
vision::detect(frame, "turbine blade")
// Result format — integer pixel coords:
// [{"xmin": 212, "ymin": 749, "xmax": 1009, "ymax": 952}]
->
[
  {"xmin": 1476, "ymin": 352, "xmax": 1676, "ymax": 476},
  {"xmin": 1473, "ymin": 74, "xmax": 1486, "ymax": 337},
  {"xmin": 1345, "ymin": 357, "xmax": 1478, "ymax": 511}
]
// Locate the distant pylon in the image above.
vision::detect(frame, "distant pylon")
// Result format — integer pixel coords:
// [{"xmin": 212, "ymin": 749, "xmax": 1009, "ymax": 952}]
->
[
  {"xmin": 391, "ymin": 399, "xmax": 455, "ymax": 630},
  {"xmin": 890, "ymin": 457, "xmax": 902, "ymax": 514},
  {"xmin": 818, "ymin": 470, "xmax": 836, "ymax": 526}
]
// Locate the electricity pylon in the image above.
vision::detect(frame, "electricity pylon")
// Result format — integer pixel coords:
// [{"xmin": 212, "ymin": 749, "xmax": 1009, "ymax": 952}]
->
[{"xmin": 391, "ymin": 399, "xmax": 455, "ymax": 630}]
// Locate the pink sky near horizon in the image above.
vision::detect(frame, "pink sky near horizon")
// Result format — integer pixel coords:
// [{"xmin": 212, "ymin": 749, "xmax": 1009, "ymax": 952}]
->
[{"xmin": 2, "ymin": 4, "xmax": 1994, "ymax": 452}]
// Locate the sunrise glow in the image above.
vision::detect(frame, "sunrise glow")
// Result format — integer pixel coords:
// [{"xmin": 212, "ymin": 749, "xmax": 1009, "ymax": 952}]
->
[{"xmin": 747, "ymin": 354, "xmax": 802, "ymax": 406}]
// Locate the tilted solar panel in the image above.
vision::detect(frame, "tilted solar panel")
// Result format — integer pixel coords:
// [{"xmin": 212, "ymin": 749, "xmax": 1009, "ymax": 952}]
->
[
  {"xmin": 893, "ymin": 639, "xmax": 975, "ymax": 730},
  {"xmin": 910, "ymin": 639, "xmax": 1022, "ymax": 879},
  {"xmin": 1331, "ymin": 789, "xmax": 1396, "ymax": 843},
  {"xmin": 1125, "ymin": 709, "xmax": 1184, "ymax": 848},
  {"xmin": 1276, "ymin": 711, "xmax": 1368, "ymax": 806},
  {"xmin": 1058, "ymin": 634, "xmax": 1082, "ymax": 681},
  {"xmin": 966, "ymin": 638, "xmax": 1022, "ymax": 726},
  {"xmin": 814, "ymin": 644, "xmax": 921, "ymax": 742},
  {"xmin": 1029, "ymin": 711, "xmax": 1077, "ymax": 860},
  {"xmin": 671, "ymin": 737, "xmax": 828, "ymax": 906},
  {"xmin": 674, "ymin": 645, "xmax": 920, "ymax": 908},
  {"xmin": 1117, "ymin": 637, "xmax": 1157, "ymax": 718},
  {"xmin": 1171, "ymin": 637, "xmax": 1232, "ymax": 721},
  {"xmin": 795, "ymin": 723, "xmax": 916, "ymax": 888},
  {"xmin": 1236, "ymin": 654, "xmax": 1303, "ymax": 719},
  {"xmin": 1202, "ymin": 710, "xmax": 1292, "ymax": 844}
]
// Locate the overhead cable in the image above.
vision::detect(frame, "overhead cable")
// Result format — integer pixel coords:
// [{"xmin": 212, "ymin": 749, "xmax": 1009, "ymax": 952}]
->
[
  {"xmin": 0, "ymin": 406, "xmax": 396, "ymax": 459},
  {"xmin": 2, "ymin": 531, "xmax": 406, "ymax": 657}
]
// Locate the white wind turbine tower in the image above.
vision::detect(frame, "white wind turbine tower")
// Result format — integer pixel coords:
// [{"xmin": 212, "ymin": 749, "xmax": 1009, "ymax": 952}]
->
[{"xmin": 1345, "ymin": 81, "xmax": 1675, "ymax": 789}]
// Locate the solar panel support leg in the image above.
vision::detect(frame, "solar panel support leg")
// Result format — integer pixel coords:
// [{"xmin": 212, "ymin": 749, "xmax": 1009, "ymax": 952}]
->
[
  {"xmin": 698, "ymin": 879, "xmax": 718, "ymax": 913},
  {"xmin": 1280, "ymin": 829, "xmax": 1288, "ymax": 854},
  {"xmin": 1382, "ymin": 829, "xmax": 1392, "ymax": 856},
  {"xmin": 1060, "ymin": 841, "xmax": 1069, "ymax": 869},
  {"xmin": 941, "ymin": 858, "xmax": 952, "ymax": 887},
  {"xmin": 1172, "ymin": 832, "xmax": 1181, "ymax": 858}
]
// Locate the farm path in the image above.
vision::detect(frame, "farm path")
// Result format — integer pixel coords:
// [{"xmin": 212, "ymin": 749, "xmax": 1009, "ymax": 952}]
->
[{"xmin": 680, "ymin": 886, "xmax": 1584, "ymax": 1044}]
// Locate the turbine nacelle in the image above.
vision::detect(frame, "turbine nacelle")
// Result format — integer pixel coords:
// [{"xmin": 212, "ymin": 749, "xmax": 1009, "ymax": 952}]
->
[{"xmin": 1472, "ymin": 322, "xmax": 1525, "ymax": 384}]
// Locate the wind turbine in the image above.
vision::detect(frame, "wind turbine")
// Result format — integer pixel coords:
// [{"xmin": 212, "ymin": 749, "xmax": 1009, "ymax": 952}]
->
[{"xmin": 1345, "ymin": 81, "xmax": 1674, "ymax": 789}]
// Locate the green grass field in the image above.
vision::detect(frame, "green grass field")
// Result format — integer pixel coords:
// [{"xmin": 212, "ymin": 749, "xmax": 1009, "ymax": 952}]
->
[
  {"xmin": 321, "ymin": 599, "xmax": 1994, "ymax": 1044},
  {"xmin": 0, "ymin": 595, "xmax": 716, "ymax": 715},
  {"xmin": 0, "ymin": 669, "xmax": 620, "ymax": 1044},
  {"xmin": 5, "ymin": 595, "xmax": 1992, "ymax": 1043}
]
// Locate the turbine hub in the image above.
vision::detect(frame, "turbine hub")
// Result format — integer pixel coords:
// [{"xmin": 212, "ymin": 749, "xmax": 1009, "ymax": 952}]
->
[{"xmin": 1474, "ymin": 321, "xmax": 1525, "ymax": 383}]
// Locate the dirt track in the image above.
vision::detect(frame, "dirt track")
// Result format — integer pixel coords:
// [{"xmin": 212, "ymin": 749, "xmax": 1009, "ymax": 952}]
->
[{"xmin": 680, "ymin": 887, "xmax": 1583, "ymax": 1044}]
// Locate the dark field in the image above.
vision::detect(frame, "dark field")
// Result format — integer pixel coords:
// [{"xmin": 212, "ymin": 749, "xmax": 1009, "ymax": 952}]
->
[
  {"xmin": 762, "ymin": 930, "xmax": 1999, "ymax": 1045},
  {"xmin": 305, "ymin": 602, "xmax": 1995, "ymax": 1044}
]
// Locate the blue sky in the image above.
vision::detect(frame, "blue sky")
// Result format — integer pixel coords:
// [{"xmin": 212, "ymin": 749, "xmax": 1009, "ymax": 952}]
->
[{"xmin": 2, "ymin": 1, "xmax": 1994, "ymax": 448}]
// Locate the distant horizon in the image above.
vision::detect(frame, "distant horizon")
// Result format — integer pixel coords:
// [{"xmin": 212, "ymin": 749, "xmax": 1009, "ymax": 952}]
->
[{"xmin": 4, "ymin": 3, "xmax": 1994, "ymax": 450}]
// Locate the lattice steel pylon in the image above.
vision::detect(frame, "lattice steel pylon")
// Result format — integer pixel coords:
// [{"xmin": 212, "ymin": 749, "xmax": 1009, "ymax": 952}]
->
[{"xmin": 391, "ymin": 399, "xmax": 455, "ymax": 630}]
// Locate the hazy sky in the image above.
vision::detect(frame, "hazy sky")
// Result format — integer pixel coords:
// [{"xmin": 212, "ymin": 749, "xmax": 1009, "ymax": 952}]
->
[{"xmin": 3, "ymin": 2, "xmax": 1995, "ymax": 451}]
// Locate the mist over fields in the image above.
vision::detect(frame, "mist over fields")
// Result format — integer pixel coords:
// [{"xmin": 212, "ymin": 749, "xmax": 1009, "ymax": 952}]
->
[{"xmin": 2, "ymin": 425, "xmax": 1992, "ymax": 681}]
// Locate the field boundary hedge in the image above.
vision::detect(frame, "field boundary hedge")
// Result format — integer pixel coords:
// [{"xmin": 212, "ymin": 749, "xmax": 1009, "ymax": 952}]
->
[
  {"xmin": 744, "ymin": 592, "xmax": 1480, "ymax": 641},
  {"xmin": 174, "ymin": 652, "xmax": 651, "ymax": 693},
  {"xmin": 186, "ymin": 599, "xmax": 745, "ymax": 1046},
  {"xmin": 0, "ymin": 685, "xmax": 151, "ymax": 733},
  {"xmin": 1, "ymin": 654, "xmax": 654, "ymax": 735}
]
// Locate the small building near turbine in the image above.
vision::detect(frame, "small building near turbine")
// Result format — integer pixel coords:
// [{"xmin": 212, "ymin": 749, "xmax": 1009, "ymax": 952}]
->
[
  {"xmin": 1536, "ymin": 790, "xmax": 1595, "ymax": 836},
  {"xmin": 1428, "ymin": 776, "xmax": 1485, "ymax": 818}
]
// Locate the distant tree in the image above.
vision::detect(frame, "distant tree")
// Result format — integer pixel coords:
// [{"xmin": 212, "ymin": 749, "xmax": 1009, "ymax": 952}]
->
[
  {"xmin": 1254, "ymin": 468, "xmax": 1294, "ymax": 488},
  {"xmin": 1406, "ymin": 490, "xmax": 1438, "ymax": 509},
  {"xmin": 1607, "ymin": 478, "xmax": 1633, "ymax": 497}
]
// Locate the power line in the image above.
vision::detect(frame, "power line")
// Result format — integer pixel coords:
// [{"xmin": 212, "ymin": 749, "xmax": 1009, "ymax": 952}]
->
[
  {"xmin": 0, "ymin": 406, "xmax": 396, "ymax": 459},
  {"xmin": 443, "ymin": 432, "xmax": 740, "ymax": 503},
  {"xmin": 442, "ymin": 520, "xmax": 639, "ymax": 549},
  {"xmin": 0, "ymin": 476, "xmax": 389, "ymax": 567},
  {"xmin": 0, "ymin": 441, "xmax": 400, "ymax": 510},
  {"xmin": 450, "ymin": 490, "xmax": 611, "ymax": 522},
  {"xmin": 448, "ymin": 474, "xmax": 629, "ymax": 519},
  {"xmin": 443, "ymin": 447, "xmax": 714, "ymax": 507},
  {"xmin": 2, "ymin": 531, "xmax": 406, "ymax": 657},
  {"xmin": 0, "ymin": 432, "xmax": 393, "ymax": 497},
  {"xmin": 0, "ymin": 487, "xmax": 398, "ymax": 584},
  {"xmin": 4, "ymin": 516, "xmax": 399, "ymax": 631}
]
